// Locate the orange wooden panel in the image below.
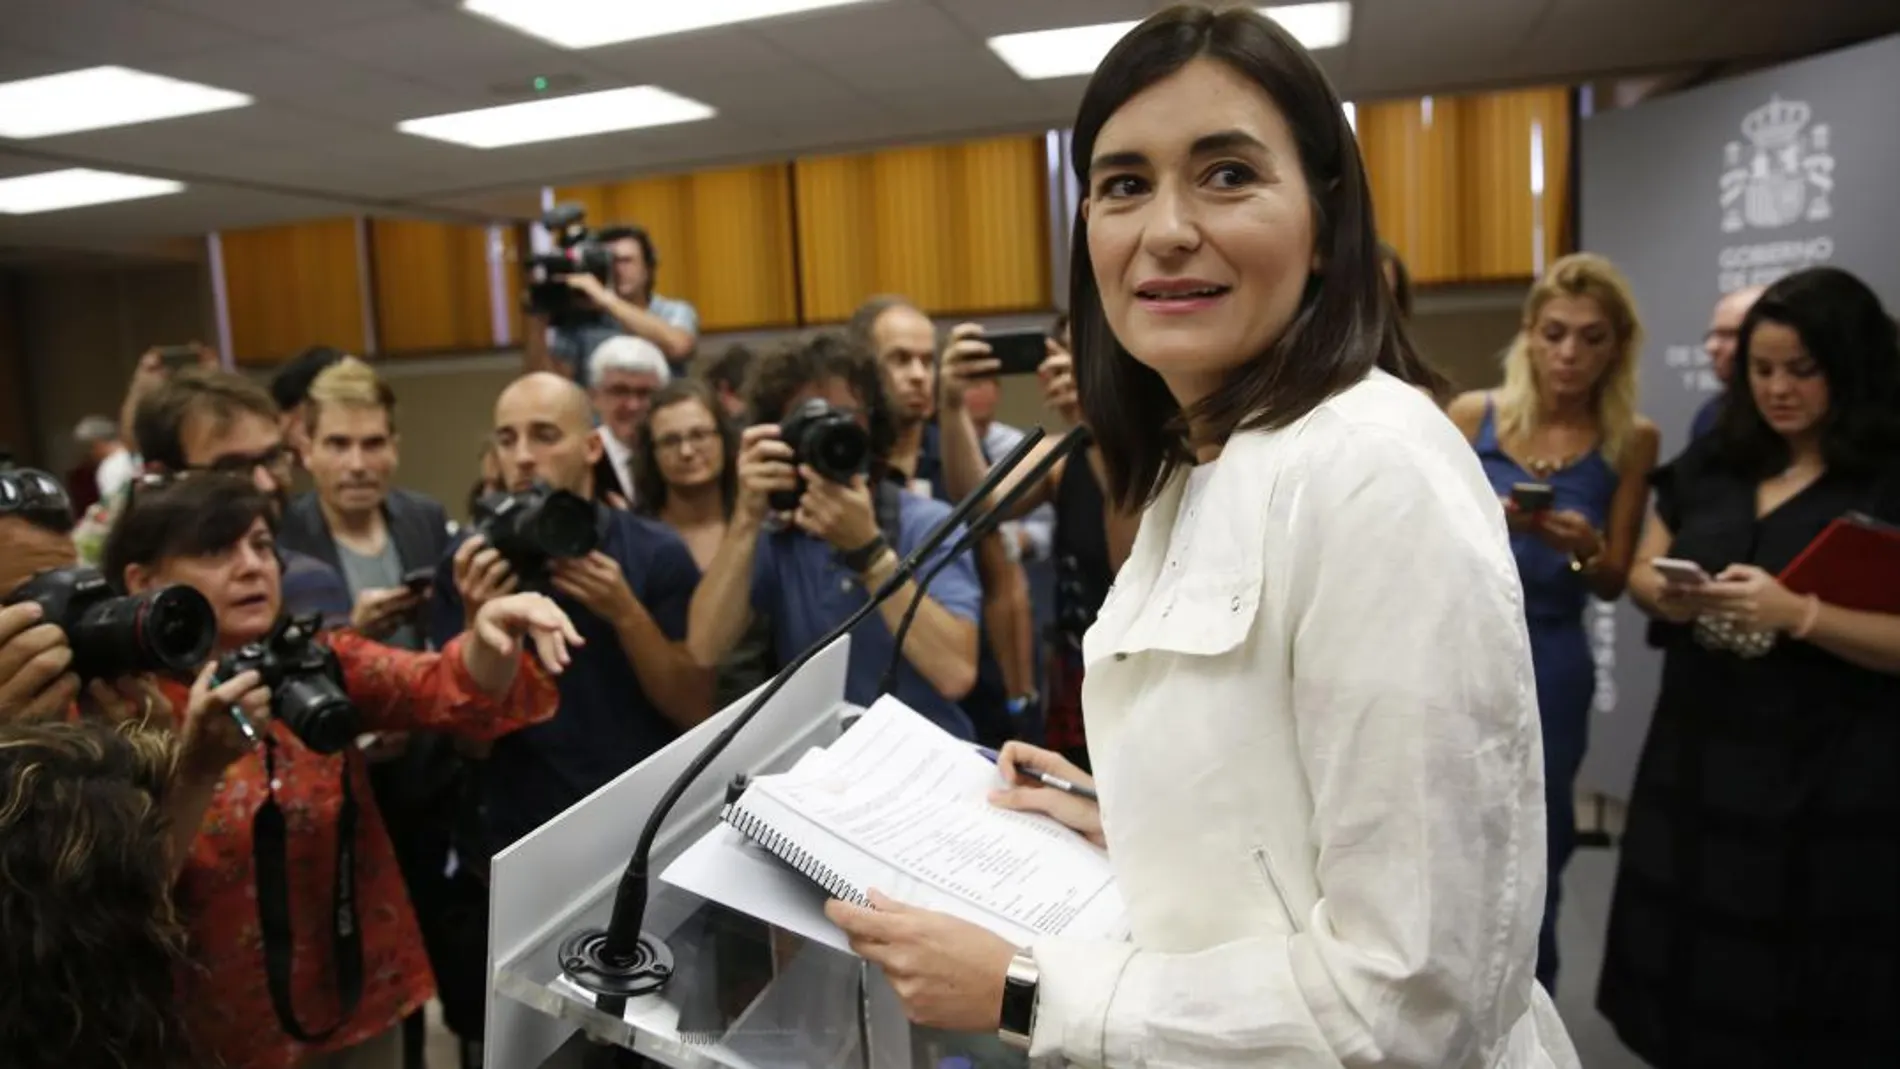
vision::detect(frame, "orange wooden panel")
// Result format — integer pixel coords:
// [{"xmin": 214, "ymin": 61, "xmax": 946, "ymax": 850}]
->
[
  {"xmin": 1359, "ymin": 96, "xmax": 1465, "ymax": 284},
  {"xmin": 222, "ymin": 218, "xmax": 366, "ymax": 366},
  {"xmin": 555, "ymin": 163, "xmax": 797, "ymax": 331},
  {"xmin": 795, "ymin": 136, "xmax": 1050, "ymax": 322},
  {"xmin": 1458, "ymin": 88, "xmax": 1573, "ymax": 279},
  {"xmin": 368, "ymin": 218, "xmax": 506, "ymax": 354}
]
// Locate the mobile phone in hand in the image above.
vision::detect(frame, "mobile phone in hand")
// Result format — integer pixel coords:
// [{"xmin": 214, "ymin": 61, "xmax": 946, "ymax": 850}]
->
[
  {"xmin": 1652, "ymin": 557, "xmax": 1711, "ymax": 587},
  {"xmin": 1510, "ymin": 482, "xmax": 1555, "ymax": 513},
  {"xmin": 155, "ymin": 344, "xmax": 201, "ymax": 371},
  {"xmin": 401, "ymin": 567, "xmax": 435, "ymax": 597},
  {"xmin": 981, "ymin": 330, "xmax": 1047, "ymax": 377}
]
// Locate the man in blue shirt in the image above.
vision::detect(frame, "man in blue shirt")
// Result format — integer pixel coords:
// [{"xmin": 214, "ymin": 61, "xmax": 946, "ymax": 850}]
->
[
  {"xmin": 686, "ymin": 331, "xmax": 981, "ymax": 738},
  {"xmin": 526, "ymin": 225, "xmax": 700, "ymax": 384},
  {"xmin": 430, "ymin": 372, "xmax": 712, "ymax": 852},
  {"xmin": 1689, "ymin": 284, "xmax": 1765, "ymax": 440}
]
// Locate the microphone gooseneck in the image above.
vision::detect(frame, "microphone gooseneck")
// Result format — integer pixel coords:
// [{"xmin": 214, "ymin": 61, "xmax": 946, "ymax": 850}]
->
[
  {"xmin": 557, "ymin": 426, "xmax": 1049, "ymax": 1017},
  {"xmin": 876, "ymin": 425, "xmax": 1092, "ymax": 696}
]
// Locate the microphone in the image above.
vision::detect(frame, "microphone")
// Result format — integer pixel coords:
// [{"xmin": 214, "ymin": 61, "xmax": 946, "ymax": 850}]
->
[
  {"xmin": 876, "ymin": 424, "xmax": 1091, "ymax": 696},
  {"xmin": 557, "ymin": 424, "xmax": 1049, "ymax": 1016}
]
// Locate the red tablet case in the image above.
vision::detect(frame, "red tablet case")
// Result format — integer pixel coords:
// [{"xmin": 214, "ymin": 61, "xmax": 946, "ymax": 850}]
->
[{"xmin": 1778, "ymin": 512, "xmax": 1900, "ymax": 614}]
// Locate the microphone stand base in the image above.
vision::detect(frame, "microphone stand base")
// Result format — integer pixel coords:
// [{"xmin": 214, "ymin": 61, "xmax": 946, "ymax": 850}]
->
[{"xmin": 557, "ymin": 927, "xmax": 675, "ymax": 999}]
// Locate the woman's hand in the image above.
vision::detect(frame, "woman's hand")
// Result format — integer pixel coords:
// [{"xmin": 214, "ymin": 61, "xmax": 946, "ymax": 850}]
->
[
  {"xmin": 469, "ymin": 592, "xmax": 585, "ymax": 687},
  {"xmin": 989, "ymin": 740, "xmax": 1104, "ymax": 848},
  {"xmin": 1705, "ymin": 564, "xmax": 1809, "ymax": 632},
  {"xmin": 179, "ymin": 663, "xmax": 272, "ymax": 779},
  {"xmin": 824, "ymin": 891, "xmax": 1016, "ymax": 1032},
  {"xmin": 1500, "ymin": 498, "xmax": 1537, "ymax": 535},
  {"xmin": 1534, "ymin": 509, "xmax": 1603, "ymax": 558}
]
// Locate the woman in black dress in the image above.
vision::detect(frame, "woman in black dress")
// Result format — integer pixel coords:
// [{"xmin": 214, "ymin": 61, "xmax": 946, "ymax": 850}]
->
[{"xmin": 1599, "ymin": 266, "xmax": 1900, "ymax": 1067}]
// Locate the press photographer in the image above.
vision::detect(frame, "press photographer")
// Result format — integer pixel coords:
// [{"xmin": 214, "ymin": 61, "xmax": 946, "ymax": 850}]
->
[
  {"xmin": 687, "ymin": 330, "xmax": 981, "ymax": 737},
  {"xmin": 522, "ymin": 205, "xmax": 699, "ymax": 382},
  {"xmin": 99, "ymin": 473, "xmax": 576, "ymax": 1069},
  {"xmin": 432, "ymin": 372, "xmax": 710, "ymax": 854}
]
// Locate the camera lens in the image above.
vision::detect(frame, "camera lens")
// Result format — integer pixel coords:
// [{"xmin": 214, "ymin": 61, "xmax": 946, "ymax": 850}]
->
[
  {"xmin": 805, "ymin": 418, "xmax": 869, "ymax": 483},
  {"xmin": 68, "ymin": 584, "xmax": 217, "ymax": 679},
  {"xmin": 275, "ymin": 676, "xmax": 358, "ymax": 755},
  {"xmin": 527, "ymin": 490, "xmax": 600, "ymax": 560}
]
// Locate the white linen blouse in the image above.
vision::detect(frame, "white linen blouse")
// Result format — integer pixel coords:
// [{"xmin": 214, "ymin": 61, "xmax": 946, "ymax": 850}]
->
[{"xmin": 1028, "ymin": 370, "xmax": 1580, "ymax": 1068}]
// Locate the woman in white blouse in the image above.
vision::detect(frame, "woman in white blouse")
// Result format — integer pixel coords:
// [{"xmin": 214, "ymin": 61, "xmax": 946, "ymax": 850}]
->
[{"xmin": 827, "ymin": 6, "xmax": 1579, "ymax": 1066}]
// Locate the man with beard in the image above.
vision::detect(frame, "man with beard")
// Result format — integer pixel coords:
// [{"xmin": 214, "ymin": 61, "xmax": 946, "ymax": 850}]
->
[{"xmin": 131, "ymin": 368, "xmax": 351, "ymax": 626}]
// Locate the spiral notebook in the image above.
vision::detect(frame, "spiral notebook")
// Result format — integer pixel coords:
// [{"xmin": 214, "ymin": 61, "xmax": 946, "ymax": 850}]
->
[{"xmin": 712, "ymin": 696, "xmax": 1128, "ymax": 949}]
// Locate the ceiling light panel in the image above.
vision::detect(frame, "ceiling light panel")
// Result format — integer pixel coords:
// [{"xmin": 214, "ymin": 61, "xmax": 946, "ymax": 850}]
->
[
  {"xmin": 0, "ymin": 66, "xmax": 252, "ymax": 138},
  {"xmin": 463, "ymin": 0, "xmax": 882, "ymax": 49},
  {"xmin": 0, "ymin": 169, "xmax": 185, "ymax": 214},
  {"xmin": 397, "ymin": 86, "xmax": 715, "ymax": 149},
  {"xmin": 989, "ymin": 3, "xmax": 1352, "ymax": 81}
]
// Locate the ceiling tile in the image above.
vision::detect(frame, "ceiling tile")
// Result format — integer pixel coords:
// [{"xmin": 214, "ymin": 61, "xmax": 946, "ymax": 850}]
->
[
  {"xmin": 148, "ymin": 0, "xmax": 429, "ymax": 36},
  {"xmin": 2, "ymin": 0, "xmax": 256, "ymax": 61},
  {"xmin": 146, "ymin": 41, "xmax": 467, "ymax": 122},
  {"xmin": 757, "ymin": 0, "xmax": 970, "ymax": 59}
]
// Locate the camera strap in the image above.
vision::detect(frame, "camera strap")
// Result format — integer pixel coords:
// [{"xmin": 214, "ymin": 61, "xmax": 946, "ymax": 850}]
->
[{"xmin": 252, "ymin": 736, "xmax": 364, "ymax": 1043}]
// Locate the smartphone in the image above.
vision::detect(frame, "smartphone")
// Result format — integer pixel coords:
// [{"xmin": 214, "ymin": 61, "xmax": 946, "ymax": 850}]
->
[
  {"xmin": 1510, "ymin": 482, "xmax": 1555, "ymax": 513},
  {"xmin": 1652, "ymin": 557, "xmax": 1711, "ymax": 587},
  {"xmin": 401, "ymin": 567, "xmax": 435, "ymax": 596},
  {"xmin": 981, "ymin": 330, "xmax": 1047, "ymax": 377},
  {"xmin": 155, "ymin": 344, "xmax": 201, "ymax": 371}
]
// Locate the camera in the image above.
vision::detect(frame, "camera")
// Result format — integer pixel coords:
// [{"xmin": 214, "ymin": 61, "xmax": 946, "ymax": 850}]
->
[
  {"xmin": 215, "ymin": 615, "xmax": 356, "ymax": 755},
  {"xmin": 524, "ymin": 203, "xmax": 614, "ymax": 326},
  {"xmin": 4, "ymin": 566, "xmax": 217, "ymax": 681},
  {"xmin": 769, "ymin": 399, "xmax": 871, "ymax": 511},
  {"xmin": 473, "ymin": 481, "xmax": 600, "ymax": 584}
]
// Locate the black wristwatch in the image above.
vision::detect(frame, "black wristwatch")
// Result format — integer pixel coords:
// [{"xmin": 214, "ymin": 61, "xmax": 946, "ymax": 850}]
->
[
  {"xmin": 839, "ymin": 532, "xmax": 889, "ymax": 574},
  {"xmin": 998, "ymin": 948, "xmax": 1040, "ymax": 1050}
]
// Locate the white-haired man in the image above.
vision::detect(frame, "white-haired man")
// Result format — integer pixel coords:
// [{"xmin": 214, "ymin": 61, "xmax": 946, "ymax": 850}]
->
[{"xmin": 589, "ymin": 334, "xmax": 671, "ymax": 506}]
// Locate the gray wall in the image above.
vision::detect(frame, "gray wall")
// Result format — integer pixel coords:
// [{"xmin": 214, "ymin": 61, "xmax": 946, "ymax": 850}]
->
[{"xmin": 1578, "ymin": 32, "xmax": 1900, "ymax": 799}]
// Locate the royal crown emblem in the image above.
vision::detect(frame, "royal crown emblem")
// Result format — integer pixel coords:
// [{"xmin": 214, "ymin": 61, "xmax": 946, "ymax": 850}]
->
[{"xmin": 1720, "ymin": 95, "xmax": 1835, "ymax": 232}]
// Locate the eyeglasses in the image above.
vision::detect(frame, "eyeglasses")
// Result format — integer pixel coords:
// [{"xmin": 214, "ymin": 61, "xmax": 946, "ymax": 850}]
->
[
  {"xmin": 654, "ymin": 427, "xmax": 719, "ymax": 455},
  {"xmin": 187, "ymin": 443, "xmax": 293, "ymax": 479},
  {"xmin": 0, "ymin": 468, "xmax": 74, "ymax": 532}
]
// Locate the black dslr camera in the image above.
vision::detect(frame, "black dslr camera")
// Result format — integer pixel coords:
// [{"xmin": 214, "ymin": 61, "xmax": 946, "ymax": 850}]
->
[
  {"xmin": 214, "ymin": 615, "xmax": 356, "ymax": 755},
  {"xmin": 473, "ymin": 481, "xmax": 600, "ymax": 585},
  {"xmin": 4, "ymin": 566, "xmax": 217, "ymax": 680},
  {"xmin": 769, "ymin": 399, "xmax": 871, "ymax": 511},
  {"xmin": 524, "ymin": 203, "xmax": 613, "ymax": 326}
]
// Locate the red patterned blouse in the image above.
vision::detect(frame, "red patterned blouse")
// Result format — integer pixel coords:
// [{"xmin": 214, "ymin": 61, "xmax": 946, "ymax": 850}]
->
[{"xmin": 162, "ymin": 630, "xmax": 557, "ymax": 1069}]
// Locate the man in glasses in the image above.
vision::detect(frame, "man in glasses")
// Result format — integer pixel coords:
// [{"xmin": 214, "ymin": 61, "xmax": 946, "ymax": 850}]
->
[
  {"xmin": 1689, "ymin": 284, "xmax": 1766, "ymax": 440},
  {"xmin": 126, "ymin": 368, "xmax": 352, "ymax": 626},
  {"xmin": 587, "ymin": 335, "xmax": 671, "ymax": 507},
  {"xmin": 526, "ymin": 224, "xmax": 699, "ymax": 384}
]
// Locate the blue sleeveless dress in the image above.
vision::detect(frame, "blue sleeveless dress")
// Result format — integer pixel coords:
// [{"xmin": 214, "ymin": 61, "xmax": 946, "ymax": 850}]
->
[{"xmin": 1475, "ymin": 401, "xmax": 1618, "ymax": 992}]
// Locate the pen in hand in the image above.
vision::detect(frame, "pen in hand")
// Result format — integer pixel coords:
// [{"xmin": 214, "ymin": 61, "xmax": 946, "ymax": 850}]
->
[{"xmin": 975, "ymin": 744, "xmax": 1099, "ymax": 802}]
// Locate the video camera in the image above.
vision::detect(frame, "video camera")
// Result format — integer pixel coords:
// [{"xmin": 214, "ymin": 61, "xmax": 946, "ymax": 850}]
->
[
  {"xmin": 4, "ymin": 566, "xmax": 217, "ymax": 681},
  {"xmin": 768, "ymin": 399, "xmax": 871, "ymax": 512},
  {"xmin": 214, "ymin": 614, "xmax": 356, "ymax": 755},
  {"xmin": 524, "ymin": 203, "xmax": 614, "ymax": 325},
  {"xmin": 473, "ymin": 481, "xmax": 600, "ymax": 585}
]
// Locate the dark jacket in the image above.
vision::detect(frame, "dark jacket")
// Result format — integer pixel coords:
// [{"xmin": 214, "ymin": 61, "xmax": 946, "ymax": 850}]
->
[{"xmin": 279, "ymin": 487, "xmax": 456, "ymax": 583}]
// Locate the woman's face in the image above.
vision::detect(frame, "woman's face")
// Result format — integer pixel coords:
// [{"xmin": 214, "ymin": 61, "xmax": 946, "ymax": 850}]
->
[
  {"xmin": 648, "ymin": 398, "xmax": 724, "ymax": 491},
  {"xmin": 1085, "ymin": 57, "xmax": 1317, "ymax": 409},
  {"xmin": 1746, "ymin": 320, "xmax": 1831, "ymax": 442},
  {"xmin": 1527, "ymin": 294, "xmax": 1619, "ymax": 405},
  {"xmin": 127, "ymin": 518, "xmax": 281, "ymax": 652}
]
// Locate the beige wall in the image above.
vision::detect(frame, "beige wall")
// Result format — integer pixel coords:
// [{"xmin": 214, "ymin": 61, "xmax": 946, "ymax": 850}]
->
[{"xmin": 8, "ymin": 257, "xmax": 1526, "ymax": 517}]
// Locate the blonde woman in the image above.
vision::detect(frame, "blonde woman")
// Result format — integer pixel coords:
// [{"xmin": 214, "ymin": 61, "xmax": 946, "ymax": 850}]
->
[{"xmin": 1449, "ymin": 251, "xmax": 1660, "ymax": 991}]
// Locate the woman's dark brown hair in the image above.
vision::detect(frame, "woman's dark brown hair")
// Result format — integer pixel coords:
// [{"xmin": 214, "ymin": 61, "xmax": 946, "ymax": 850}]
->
[
  {"xmin": 1071, "ymin": 4, "xmax": 1444, "ymax": 508},
  {"xmin": 633, "ymin": 379, "xmax": 740, "ymax": 519},
  {"xmin": 103, "ymin": 474, "xmax": 276, "ymax": 590},
  {"xmin": 0, "ymin": 719, "xmax": 193, "ymax": 1068}
]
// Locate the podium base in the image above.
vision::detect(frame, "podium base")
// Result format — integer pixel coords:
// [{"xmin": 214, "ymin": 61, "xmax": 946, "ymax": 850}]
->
[{"xmin": 558, "ymin": 928, "xmax": 675, "ymax": 999}]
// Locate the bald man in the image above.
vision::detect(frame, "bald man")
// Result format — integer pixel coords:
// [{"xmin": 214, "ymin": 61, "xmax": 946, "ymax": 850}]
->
[
  {"xmin": 430, "ymin": 372, "xmax": 710, "ymax": 854},
  {"xmin": 1691, "ymin": 285, "xmax": 1766, "ymax": 439}
]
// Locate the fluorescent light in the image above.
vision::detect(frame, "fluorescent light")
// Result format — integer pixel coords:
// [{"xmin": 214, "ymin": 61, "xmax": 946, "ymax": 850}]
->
[
  {"xmin": 0, "ymin": 66, "xmax": 251, "ymax": 138},
  {"xmin": 989, "ymin": 3, "xmax": 1352, "ymax": 81},
  {"xmin": 0, "ymin": 169, "xmax": 184, "ymax": 214},
  {"xmin": 397, "ymin": 86, "xmax": 715, "ymax": 149},
  {"xmin": 463, "ymin": 0, "xmax": 881, "ymax": 49}
]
